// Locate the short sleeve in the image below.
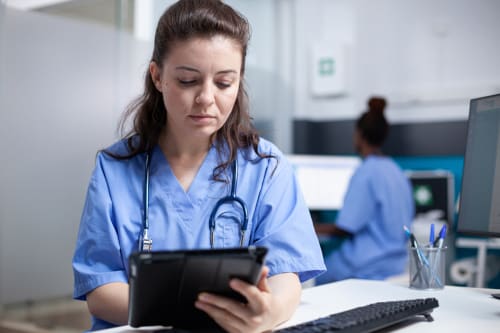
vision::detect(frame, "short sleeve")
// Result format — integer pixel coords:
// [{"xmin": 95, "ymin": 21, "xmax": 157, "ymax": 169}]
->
[
  {"xmin": 252, "ymin": 156, "xmax": 326, "ymax": 282},
  {"xmin": 72, "ymin": 153, "xmax": 127, "ymax": 300}
]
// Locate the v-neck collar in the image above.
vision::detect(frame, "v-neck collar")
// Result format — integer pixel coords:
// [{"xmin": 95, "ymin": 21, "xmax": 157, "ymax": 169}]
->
[{"xmin": 150, "ymin": 144, "xmax": 224, "ymax": 207}]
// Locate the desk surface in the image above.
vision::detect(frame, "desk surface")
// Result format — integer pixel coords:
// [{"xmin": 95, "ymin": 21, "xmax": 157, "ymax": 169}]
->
[
  {"xmin": 277, "ymin": 279, "xmax": 499, "ymax": 332},
  {"xmin": 99, "ymin": 279, "xmax": 500, "ymax": 333}
]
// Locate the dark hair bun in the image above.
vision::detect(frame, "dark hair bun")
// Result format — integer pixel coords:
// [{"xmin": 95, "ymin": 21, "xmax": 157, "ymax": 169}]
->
[{"xmin": 368, "ymin": 97, "xmax": 387, "ymax": 114}]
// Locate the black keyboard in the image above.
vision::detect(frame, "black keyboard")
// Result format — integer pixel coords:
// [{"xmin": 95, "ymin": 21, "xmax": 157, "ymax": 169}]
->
[{"xmin": 277, "ymin": 298, "xmax": 439, "ymax": 333}]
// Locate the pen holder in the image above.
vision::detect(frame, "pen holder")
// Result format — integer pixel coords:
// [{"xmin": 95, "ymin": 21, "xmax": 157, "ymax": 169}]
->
[{"xmin": 409, "ymin": 246, "xmax": 446, "ymax": 290}]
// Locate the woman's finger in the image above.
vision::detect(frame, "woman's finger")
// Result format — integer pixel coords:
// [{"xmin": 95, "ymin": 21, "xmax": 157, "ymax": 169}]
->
[
  {"xmin": 229, "ymin": 266, "xmax": 271, "ymax": 313},
  {"xmin": 196, "ymin": 292, "xmax": 251, "ymax": 322},
  {"xmin": 195, "ymin": 296, "xmax": 246, "ymax": 332}
]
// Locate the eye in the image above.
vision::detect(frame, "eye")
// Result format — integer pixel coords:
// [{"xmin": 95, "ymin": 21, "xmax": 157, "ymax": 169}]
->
[
  {"xmin": 178, "ymin": 79, "xmax": 197, "ymax": 86},
  {"xmin": 216, "ymin": 81, "xmax": 232, "ymax": 89}
]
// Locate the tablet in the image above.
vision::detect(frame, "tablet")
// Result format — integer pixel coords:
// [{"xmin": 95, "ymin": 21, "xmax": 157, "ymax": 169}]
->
[{"xmin": 128, "ymin": 246, "xmax": 268, "ymax": 330}]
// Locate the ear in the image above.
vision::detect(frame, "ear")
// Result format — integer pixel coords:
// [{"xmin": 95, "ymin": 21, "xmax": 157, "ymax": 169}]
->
[{"xmin": 149, "ymin": 61, "xmax": 162, "ymax": 92}]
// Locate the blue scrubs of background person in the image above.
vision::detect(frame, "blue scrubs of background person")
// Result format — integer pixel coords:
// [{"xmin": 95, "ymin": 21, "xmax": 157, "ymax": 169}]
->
[
  {"xmin": 316, "ymin": 155, "xmax": 414, "ymax": 283},
  {"xmin": 72, "ymin": 1, "xmax": 325, "ymax": 331},
  {"xmin": 314, "ymin": 97, "xmax": 414, "ymax": 284}
]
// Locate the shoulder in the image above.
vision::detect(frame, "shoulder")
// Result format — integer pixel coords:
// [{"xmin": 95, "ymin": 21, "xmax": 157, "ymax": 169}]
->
[
  {"xmin": 240, "ymin": 137, "xmax": 284, "ymax": 163},
  {"xmin": 362, "ymin": 155, "xmax": 399, "ymax": 172},
  {"xmin": 256, "ymin": 137, "xmax": 284, "ymax": 157},
  {"xmin": 90, "ymin": 140, "xmax": 146, "ymax": 189},
  {"xmin": 95, "ymin": 138, "xmax": 143, "ymax": 170},
  {"xmin": 359, "ymin": 156, "xmax": 407, "ymax": 186},
  {"xmin": 254, "ymin": 138, "xmax": 289, "ymax": 169},
  {"xmin": 102, "ymin": 138, "xmax": 133, "ymax": 157},
  {"xmin": 239, "ymin": 138, "xmax": 292, "ymax": 179},
  {"xmin": 350, "ymin": 156, "xmax": 388, "ymax": 184}
]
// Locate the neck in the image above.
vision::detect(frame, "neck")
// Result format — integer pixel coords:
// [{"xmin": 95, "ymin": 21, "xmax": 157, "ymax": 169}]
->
[
  {"xmin": 158, "ymin": 130, "xmax": 211, "ymax": 162},
  {"xmin": 360, "ymin": 145, "xmax": 383, "ymax": 158},
  {"xmin": 158, "ymin": 130, "xmax": 212, "ymax": 192}
]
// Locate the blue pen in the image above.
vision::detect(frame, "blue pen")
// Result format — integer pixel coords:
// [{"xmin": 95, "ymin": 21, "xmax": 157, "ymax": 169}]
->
[
  {"xmin": 429, "ymin": 223, "xmax": 435, "ymax": 248},
  {"xmin": 433, "ymin": 224, "xmax": 447, "ymax": 248},
  {"xmin": 430, "ymin": 224, "xmax": 447, "ymax": 287}
]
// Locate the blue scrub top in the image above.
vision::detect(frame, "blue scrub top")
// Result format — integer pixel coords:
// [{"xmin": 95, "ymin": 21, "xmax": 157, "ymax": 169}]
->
[
  {"xmin": 316, "ymin": 155, "xmax": 414, "ymax": 284},
  {"xmin": 73, "ymin": 138, "xmax": 326, "ymax": 331}
]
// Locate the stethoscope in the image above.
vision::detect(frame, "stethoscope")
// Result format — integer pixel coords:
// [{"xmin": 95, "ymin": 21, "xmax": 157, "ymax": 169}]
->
[{"xmin": 138, "ymin": 151, "xmax": 249, "ymax": 251}]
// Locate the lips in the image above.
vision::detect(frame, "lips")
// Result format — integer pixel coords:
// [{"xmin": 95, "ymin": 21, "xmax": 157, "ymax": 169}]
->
[
  {"xmin": 190, "ymin": 114, "xmax": 215, "ymax": 119},
  {"xmin": 188, "ymin": 114, "xmax": 216, "ymax": 124}
]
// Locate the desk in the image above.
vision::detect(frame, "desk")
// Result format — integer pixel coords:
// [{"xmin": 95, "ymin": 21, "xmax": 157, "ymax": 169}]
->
[
  {"xmin": 98, "ymin": 279, "xmax": 500, "ymax": 333},
  {"xmin": 278, "ymin": 279, "xmax": 499, "ymax": 332}
]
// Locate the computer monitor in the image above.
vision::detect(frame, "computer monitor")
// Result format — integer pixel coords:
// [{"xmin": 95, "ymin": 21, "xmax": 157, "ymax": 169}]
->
[
  {"xmin": 407, "ymin": 171, "xmax": 454, "ymax": 225},
  {"xmin": 287, "ymin": 154, "xmax": 361, "ymax": 210},
  {"xmin": 457, "ymin": 93, "xmax": 500, "ymax": 237}
]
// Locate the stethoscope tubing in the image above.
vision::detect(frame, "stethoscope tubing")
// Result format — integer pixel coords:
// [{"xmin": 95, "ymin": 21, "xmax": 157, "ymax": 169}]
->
[
  {"xmin": 143, "ymin": 151, "xmax": 151, "ymax": 232},
  {"xmin": 140, "ymin": 150, "xmax": 248, "ymax": 251},
  {"xmin": 209, "ymin": 158, "xmax": 249, "ymax": 247}
]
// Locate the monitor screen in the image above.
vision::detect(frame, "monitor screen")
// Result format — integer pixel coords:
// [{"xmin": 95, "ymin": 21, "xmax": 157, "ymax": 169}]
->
[
  {"xmin": 407, "ymin": 171, "xmax": 454, "ymax": 224},
  {"xmin": 287, "ymin": 154, "xmax": 361, "ymax": 210},
  {"xmin": 457, "ymin": 94, "xmax": 500, "ymax": 237}
]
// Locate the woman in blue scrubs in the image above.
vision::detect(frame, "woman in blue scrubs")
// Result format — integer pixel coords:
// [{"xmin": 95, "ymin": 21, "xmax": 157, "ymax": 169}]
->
[
  {"xmin": 314, "ymin": 97, "xmax": 414, "ymax": 284},
  {"xmin": 72, "ymin": 0, "xmax": 325, "ymax": 331}
]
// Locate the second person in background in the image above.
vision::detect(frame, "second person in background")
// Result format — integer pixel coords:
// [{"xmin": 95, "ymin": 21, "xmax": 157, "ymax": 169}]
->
[{"xmin": 315, "ymin": 97, "xmax": 414, "ymax": 284}]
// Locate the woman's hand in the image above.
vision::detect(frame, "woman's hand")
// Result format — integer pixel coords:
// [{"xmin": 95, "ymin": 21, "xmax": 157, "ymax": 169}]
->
[{"xmin": 195, "ymin": 266, "xmax": 301, "ymax": 333}]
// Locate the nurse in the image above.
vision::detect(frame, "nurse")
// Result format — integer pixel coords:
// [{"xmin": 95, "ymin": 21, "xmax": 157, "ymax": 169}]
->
[
  {"xmin": 72, "ymin": 0, "xmax": 325, "ymax": 332},
  {"xmin": 315, "ymin": 97, "xmax": 414, "ymax": 284}
]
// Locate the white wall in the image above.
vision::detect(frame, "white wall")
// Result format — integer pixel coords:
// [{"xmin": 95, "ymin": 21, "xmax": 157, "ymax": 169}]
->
[
  {"xmin": 230, "ymin": 0, "xmax": 294, "ymax": 153},
  {"xmin": 0, "ymin": 5, "xmax": 150, "ymax": 304},
  {"xmin": 292, "ymin": 0, "xmax": 500, "ymax": 123}
]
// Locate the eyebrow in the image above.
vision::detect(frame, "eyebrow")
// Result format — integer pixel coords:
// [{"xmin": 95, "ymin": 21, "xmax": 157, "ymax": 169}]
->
[{"xmin": 175, "ymin": 66, "xmax": 238, "ymax": 75}]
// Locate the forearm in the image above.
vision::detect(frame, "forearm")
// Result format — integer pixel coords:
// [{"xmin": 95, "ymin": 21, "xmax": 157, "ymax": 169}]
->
[
  {"xmin": 267, "ymin": 273, "xmax": 302, "ymax": 327},
  {"xmin": 86, "ymin": 282, "xmax": 129, "ymax": 326},
  {"xmin": 314, "ymin": 222, "xmax": 351, "ymax": 237}
]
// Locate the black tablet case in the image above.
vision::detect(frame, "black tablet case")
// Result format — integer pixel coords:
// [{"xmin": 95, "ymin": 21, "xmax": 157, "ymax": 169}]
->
[{"xmin": 128, "ymin": 246, "xmax": 268, "ymax": 330}]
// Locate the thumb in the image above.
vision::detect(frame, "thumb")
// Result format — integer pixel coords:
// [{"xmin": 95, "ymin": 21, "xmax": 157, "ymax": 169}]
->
[{"xmin": 257, "ymin": 265, "xmax": 271, "ymax": 293}]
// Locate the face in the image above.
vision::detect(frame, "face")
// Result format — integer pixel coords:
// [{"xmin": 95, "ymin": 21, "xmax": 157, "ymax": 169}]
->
[{"xmin": 150, "ymin": 36, "xmax": 242, "ymax": 143}]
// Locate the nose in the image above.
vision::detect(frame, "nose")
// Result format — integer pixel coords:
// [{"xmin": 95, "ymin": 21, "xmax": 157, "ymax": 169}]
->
[{"xmin": 195, "ymin": 82, "xmax": 215, "ymax": 106}]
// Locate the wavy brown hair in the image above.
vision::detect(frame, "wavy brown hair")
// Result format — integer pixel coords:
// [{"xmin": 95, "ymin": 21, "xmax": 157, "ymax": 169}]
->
[{"xmin": 108, "ymin": 0, "xmax": 273, "ymax": 180}]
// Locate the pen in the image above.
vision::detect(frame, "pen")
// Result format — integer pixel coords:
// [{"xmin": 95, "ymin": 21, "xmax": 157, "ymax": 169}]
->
[
  {"xmin": 433, "ymin": 224, "xmax": 447, "ymax": 248},
  {"xmin": 403, "ymin": 226, "xmax": 427, "ymax": 264},
  {"xmin": 429, "ymin": 223, "xmax": 435, "ymax": 248},
  {"xmin": 404, "ymin": 225, "xmax": 419, "ymax": 249},
  {"xmin": 430, "ymin": 224, "xmax": 447, "ymax": 286},
  {"xmin": 404, "ymin": 225, "xmax": 424, "ymax": 285}
]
